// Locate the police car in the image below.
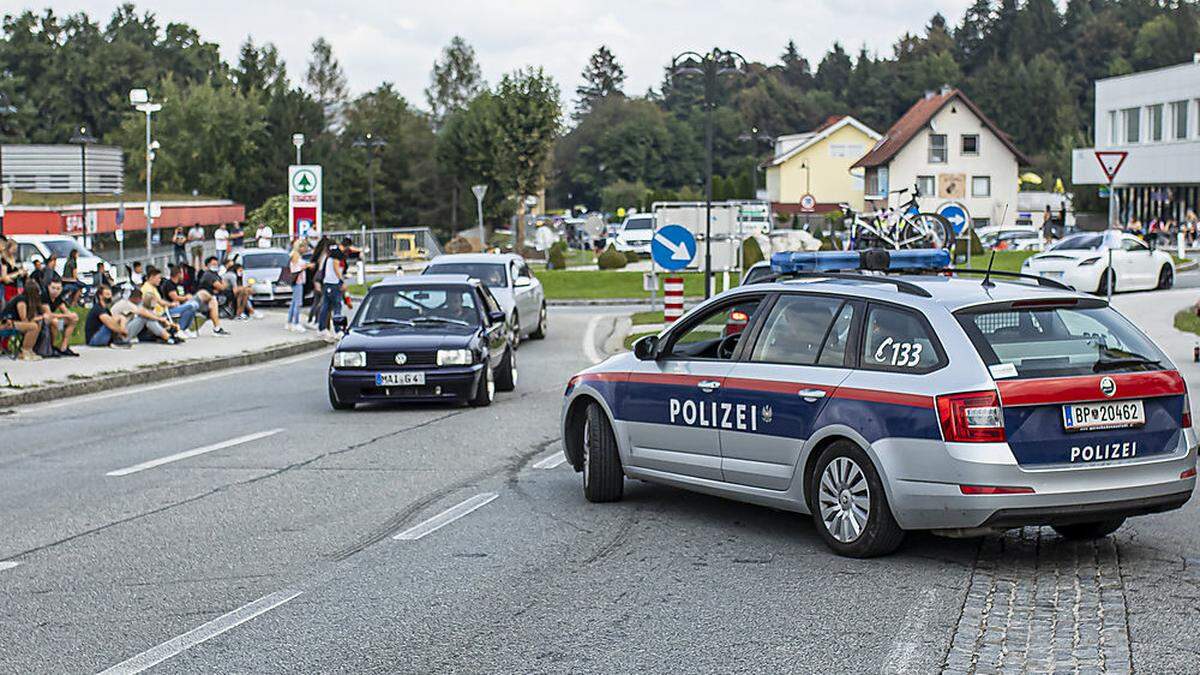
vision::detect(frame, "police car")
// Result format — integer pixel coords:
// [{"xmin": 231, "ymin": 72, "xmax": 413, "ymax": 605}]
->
[{"xmin": 560, "ymin": 249, "xmax": 1196, "ymax": 557}]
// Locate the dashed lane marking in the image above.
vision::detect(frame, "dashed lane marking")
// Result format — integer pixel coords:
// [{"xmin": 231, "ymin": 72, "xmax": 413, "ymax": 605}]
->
[
  {"xmin": 106, "ymin": 429, "xmax": 284, "ymax": 477},
  {"xmin": 393, "ymin": 493, "xmax": 499, "ymax": 541},
  {"xmin": 0, "ymin": 561, "xmax": 19, "ymax": 572},
  {"xmin": 532, "ymin": 451, "xmax": 567, "ymax": 470}
]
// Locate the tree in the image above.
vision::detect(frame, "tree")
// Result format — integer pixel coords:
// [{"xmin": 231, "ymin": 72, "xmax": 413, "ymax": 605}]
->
[
  {"xmin": 778, "ymin": 40, "xmax": 814, "ymax": 89},
  {"xmin": 492, "ymin": 68, "xmax": 561, "ymax": 250},
  {"xmin": 424, "ymin": 35, "xmax": 484, "ymax": 129},
  {"xmin": 814, "ymin": 42, "xmax": 852, "ymax": 101},
  {"xmin": 574, "ymin": 45, "xmax": 626, "ymax": 119},
  {"xmin": 305, "ymin": 37, "xmax": 348, "ymax": 132}
]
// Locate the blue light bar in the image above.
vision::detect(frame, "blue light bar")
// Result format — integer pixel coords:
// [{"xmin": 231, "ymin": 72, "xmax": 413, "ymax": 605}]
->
[{"xmin": 770, "ymin": 249, "xmax": 951, "ymax": 274}]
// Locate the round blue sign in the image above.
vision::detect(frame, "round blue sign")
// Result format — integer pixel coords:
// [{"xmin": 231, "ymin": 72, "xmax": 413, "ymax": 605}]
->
[
  {"xmin": 937, "ymin": 202, "xmax": 970, "ymax": 236},
  {"xmin": 651, "ymin": 224, "xmax": 697, "ymax": 272}
]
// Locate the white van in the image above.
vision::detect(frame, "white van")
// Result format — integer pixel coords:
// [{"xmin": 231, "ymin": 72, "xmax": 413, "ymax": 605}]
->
[
  {"xmin": 9, "ymin": 234, "xmax": 113, "ymax": 284},
  {"xmin": 611, "ymin": 214, "xmax": 655, "ymax": 255}
]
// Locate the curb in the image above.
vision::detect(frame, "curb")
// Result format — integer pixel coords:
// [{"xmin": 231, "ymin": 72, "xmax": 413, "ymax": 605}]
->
[
  {"xmin": 1178, "ymin": 260, "xmax": 1198, "ymax": 273},
  {"xmin": 0, "ymin": 339, "xmax": 329, "ymax": 409}
]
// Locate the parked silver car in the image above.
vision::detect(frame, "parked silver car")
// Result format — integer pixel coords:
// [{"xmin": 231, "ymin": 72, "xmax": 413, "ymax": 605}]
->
[
  {"xmin": 234, "ymin": 248, "xmax": 312, "ymax": 306},
  {"xmin": 423, "ymin": 253, "xmax": 547, "ymax": 346}
]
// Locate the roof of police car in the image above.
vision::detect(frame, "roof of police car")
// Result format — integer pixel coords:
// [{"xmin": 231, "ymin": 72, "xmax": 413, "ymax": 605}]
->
[{"xmin": 740, "ymin": 274, "xmax": 1084, "ymax": 310}]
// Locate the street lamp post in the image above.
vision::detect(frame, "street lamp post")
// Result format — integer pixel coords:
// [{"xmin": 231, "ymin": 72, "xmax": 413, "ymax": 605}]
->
[
  {"xmin": 292, "ymin": 133, "xmax": 305, "ymax": 164},
  {"xmin": 671, "ymin": 48, "xmax": 747, "ymax": 299},
  {"xmin": 69, "ymin": 125, "xmax": 97, "ymax": 248},
  {"xmin": 353, "ymin": 133, "xmax": 387, "ymax": 229},
  {"xmin": 130, "ymin": 89, "xmax": 162, "ymax": 259},
  {"xmin": 0, "ymin": 93, "xmax": 16, "ymax": 236}
]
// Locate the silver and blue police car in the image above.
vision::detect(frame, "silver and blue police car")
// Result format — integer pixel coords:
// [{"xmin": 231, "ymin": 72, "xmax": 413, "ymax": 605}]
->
[{"xmin": 560, "ymin": 249, "xmax": 1196, "ymax": 557}]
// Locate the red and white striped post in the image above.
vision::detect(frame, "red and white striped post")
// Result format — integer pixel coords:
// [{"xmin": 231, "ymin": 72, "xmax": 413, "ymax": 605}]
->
[{"xmin": 664, "ymin": 276, "xmax": 685, "ymax": 324}]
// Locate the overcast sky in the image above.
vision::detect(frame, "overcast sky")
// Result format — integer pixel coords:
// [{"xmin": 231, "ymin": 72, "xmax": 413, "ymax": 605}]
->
[{"xmin": 39, "ymin": 1, "xmax": 976, "ymax": 108}]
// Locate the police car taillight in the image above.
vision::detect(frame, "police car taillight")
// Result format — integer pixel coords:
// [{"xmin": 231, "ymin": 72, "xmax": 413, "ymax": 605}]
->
[{"xmin": 937, "ymin": 391, "xmax": 1005, "ymax": 443}]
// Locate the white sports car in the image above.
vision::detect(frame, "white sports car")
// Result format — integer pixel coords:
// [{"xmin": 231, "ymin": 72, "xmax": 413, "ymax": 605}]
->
[{"xmin": 1021, "ymin": 230, "xmax": 1174, "ymax": 294}]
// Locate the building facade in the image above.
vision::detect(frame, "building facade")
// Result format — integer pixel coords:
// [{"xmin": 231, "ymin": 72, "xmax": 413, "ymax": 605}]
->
[
  {"xmin": 1071, "ymin": 55, "xmax": 1200, "ymax": 224},
  {"xmin": 853, "ymin": 87, "xmax": 1029, "ymax": 230},
  {"xmin": 764, "ymin": 115, "xmax": 881, "ymax": 216},
  {"xmin": 1, "ymin": 144, "xmax": 124, "ymax": 194}
]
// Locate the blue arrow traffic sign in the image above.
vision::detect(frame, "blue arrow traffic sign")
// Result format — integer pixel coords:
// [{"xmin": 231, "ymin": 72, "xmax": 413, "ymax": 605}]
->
[
  {"xmin": 651, "ymin": 224, "xmax": 697, "ymax": 272},
  {"xmin": 937, "ymin": 202, "xmax": 970, "ymax": 236}
]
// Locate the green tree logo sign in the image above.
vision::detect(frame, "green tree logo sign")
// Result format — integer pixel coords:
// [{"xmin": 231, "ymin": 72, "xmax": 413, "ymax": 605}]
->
[{"xmin": 292, "ymin": 169, "xmax": 318, "ymax": 194}]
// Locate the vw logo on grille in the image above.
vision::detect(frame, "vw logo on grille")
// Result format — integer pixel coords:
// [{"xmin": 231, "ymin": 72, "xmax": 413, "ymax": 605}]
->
[
  {"xmin": 394, "ymin": 353, "xmax": 408, "ymax": 365},
  {"xmin": 1099, "ymin": 376, "xmax": 1117, "ymax": 398}
]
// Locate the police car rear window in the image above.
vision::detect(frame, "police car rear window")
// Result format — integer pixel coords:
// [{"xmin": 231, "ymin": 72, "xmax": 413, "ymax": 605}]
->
[{"xmin": 956, "ymin": 304, "xmax": 1166, "ymax": 378}]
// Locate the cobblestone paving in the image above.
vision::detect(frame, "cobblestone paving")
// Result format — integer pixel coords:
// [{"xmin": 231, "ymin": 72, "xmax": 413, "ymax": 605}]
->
[{"xmin": 943, "ymin": 528, "xmax": 1132, "ymax": 674}]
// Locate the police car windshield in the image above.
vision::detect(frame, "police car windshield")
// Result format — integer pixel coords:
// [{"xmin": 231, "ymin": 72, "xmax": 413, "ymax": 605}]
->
[
  {"xmin": 956, "ymin": 304, "xmax": 1166, "ymax": 378},
  {"xmin": 354, "ymin": 285, "xmax": 480, "ymax": 329},
  {"xmin": 425, "ymin": 262, "xmax": 507, "ymax": 288}
]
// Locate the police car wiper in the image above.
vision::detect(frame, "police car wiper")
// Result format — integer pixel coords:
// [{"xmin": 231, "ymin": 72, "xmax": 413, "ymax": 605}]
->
[
  {"xmin": 1093, "ymin": 355, "xmax": 1161, "ymax": 372},
  {"xmin": 411, "ymin": 316, "xmax": 471, "ymax": 327}
]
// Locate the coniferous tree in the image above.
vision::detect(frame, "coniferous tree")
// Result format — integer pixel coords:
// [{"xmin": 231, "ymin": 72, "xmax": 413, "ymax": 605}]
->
[
  {"xmin": 305, "ymin": 37, "xmax": 348, "ymax": 132},
  {"xmin": 425, "ymin": 36, "xmax": 484, "ymax": 130},
  {"xmin": 574, "ymin": 45, "xmax": 626, "ymax": 120}
]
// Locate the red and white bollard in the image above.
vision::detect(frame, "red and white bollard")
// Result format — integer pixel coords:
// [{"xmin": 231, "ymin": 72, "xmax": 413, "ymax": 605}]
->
[{"xmin": 664, "ymin": 276, "xmax": 684, "ymax": 324}]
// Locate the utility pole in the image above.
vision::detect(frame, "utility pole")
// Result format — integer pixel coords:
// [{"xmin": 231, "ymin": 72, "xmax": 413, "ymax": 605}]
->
[
  {"xmin": 69, "ymin": 126, "xmax": 97, "ymax": 248},
  {"xmin": 353, "ymin": 133, "xmax": 387, "ymax": 229}
]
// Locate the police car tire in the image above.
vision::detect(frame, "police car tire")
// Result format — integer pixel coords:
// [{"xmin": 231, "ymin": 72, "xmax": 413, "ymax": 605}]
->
[
  {"xmin": 469, "ymin": 365, "xmax": 493, "ymax": 407},
  {"xmin": 530, "ymin": 303, "xmax": 548, "ymax": 339},
  {"xmin": 495, "ymin": 346, "xmax": 517, "ymax": 392},
  {"xmin": 1051, "ymin": 518, "xmax": 1125, "ymax": 541},
  {"xmin": 584, "ymin": 402, "xmax": 623, "ymax": 503},
  {"xmin": 810, "ymin": 442, "xmax": 904, "ymax": 558},
  {"xmin": 328, "ymin": 382, "xmax": 355, "ymax": 411}
]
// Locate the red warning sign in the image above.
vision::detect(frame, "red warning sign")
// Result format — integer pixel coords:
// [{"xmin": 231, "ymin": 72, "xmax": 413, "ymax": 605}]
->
[{"xmin": 1094, "ymin": 151, "xmax": 1128, "ymax": 183}]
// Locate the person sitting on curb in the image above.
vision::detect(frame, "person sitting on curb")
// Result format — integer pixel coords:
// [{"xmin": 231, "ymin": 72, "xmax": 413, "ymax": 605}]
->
[
  {"xmin": 140, "ymin": 267, "xmax": 189, "ymax": 343},
  {"xmin": 161, "ymin": 264, "xmax": 213, "ymax": 339},
  {"xmin": 43, "ymin": 278, "xmax": 80, "ymax": 357},
  {"xmin": 110, "ymin": 288, "xmax": 178, "ymax": 345},
  {"xmin": 196, "ymin": 257, "xmax": 232, "ymax": 336},
  {"xmin": 0, "ymin": 282, "xmax": 46, "ymax": 360},
  {"xmin": 130, "ymin": 261, "xmax": 145, "ymax": 287},
  {"xmin": 225, "ymin": 262, "xmax": 261, "ymax": 320},
  {"xmin": 85, "ymin": 285, "xmax": 131, "ymax": 349}
]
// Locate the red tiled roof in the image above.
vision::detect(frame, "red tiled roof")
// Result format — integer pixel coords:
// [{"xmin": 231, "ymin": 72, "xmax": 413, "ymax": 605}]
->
[
  {"xmin": 811, "ymin": 115, "xmax": 846, "ymax": 134},
  {"xmin": 852, "ymin": 89, "xmax": 1030, "ymax": 168}
]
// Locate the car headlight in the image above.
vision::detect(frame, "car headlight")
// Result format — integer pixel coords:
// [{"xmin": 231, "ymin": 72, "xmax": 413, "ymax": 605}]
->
[
  {"xmin": 437, "ymin": 348, "xmax": 473, "ymax": 366},
  {"xmin": 333, "ymin": 351, "xmax": 366, "ymax": 368},
  {"xmin": 1078, "ymin": 256, "xmax": 1101, "ymax": 266}
]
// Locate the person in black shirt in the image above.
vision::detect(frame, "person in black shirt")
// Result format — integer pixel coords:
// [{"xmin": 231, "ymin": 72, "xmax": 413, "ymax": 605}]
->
[
  {"xmin": 85, "ymin": 285, "xmax": 129, "ymax": 348},
  {"xmin": 193, "ymin": 257, "xmax": 231, "ymax": 335},
  {"xmin": 1, "ymin": 282, "xmax": 46, "ymax": 360},
  {"xmin": 43, "ymin": 278, "xmax": 79, "ymax": 356}
]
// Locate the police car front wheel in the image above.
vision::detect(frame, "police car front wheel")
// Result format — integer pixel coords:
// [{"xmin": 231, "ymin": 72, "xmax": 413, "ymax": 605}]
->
[
  {"xmin": 583, "ymin": 402, "xmax": 623, "ymax": 503},
  {"xmin": 810, "ymin": 441, "xmax": 904, "ymax": 558}
]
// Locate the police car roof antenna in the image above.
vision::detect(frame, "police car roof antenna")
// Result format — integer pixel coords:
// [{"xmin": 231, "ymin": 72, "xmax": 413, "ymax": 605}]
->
[{"xmin": 981, "ymin": 250, "xmax": 997, "ymax": 289}]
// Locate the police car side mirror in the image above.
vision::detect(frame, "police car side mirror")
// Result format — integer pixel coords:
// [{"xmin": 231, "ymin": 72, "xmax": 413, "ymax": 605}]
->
[{"xmin": 633, "ymin": 334, "xmax": 659, "ymax": 361}]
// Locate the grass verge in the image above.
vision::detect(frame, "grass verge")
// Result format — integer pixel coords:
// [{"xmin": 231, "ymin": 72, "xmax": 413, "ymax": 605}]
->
[
  {"xmin": 1174, "ymin": 309, "xmax": 1200, "ymax": 337},
  {"xmin": 538, "ymin": 270, "xmax": 706, "ymax": 300}
]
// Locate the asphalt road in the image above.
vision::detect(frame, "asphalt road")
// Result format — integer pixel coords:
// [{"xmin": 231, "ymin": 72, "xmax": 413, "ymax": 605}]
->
[{"xmin": 1, "ymin": 306, "xmax": 1199, "ymax": 673}]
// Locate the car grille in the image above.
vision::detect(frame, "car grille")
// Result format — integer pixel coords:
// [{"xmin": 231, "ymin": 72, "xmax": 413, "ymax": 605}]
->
[{"xmin": 365, "ymin": 350, "xmax": 438, "ymax": 368}]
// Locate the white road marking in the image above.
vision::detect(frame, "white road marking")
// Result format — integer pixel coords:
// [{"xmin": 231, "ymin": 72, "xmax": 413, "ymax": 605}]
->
[
  {"xmin": 582, "ymin": 314, "xmax": 606, "ymax": 365},
  {"xmin": 106, "ymin": 429, "xmax": 284, "ymax": 477},
  {"xmin": 97, "ymin": 589, "xmax": 302, "ymax": 675},
  {"xmin": 532, "ymin": 451, "xmax": 567, "ymax": 470},
  {"xmin": 0, "ymin": 561, "xmax": 20, "ymax": 572},
  {"xmin": 880, "ymin": 587, "xmax": 938, "ymax": 674},
  {"xmin": 393, "ymin": 493, "xmax": 498, "ymax": 541}
]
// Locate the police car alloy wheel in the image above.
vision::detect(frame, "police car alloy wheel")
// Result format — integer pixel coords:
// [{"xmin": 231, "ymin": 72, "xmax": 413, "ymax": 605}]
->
[
  {"xmin": 810, "ymin": 442, "xmax": 904, "ymax": 558},
  {"xmin": 583, "ymin": 403, "xmax": 623, "ymax": 503}
]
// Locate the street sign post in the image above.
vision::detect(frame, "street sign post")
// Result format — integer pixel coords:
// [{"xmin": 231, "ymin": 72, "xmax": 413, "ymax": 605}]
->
[
  {"xmin": 652, "ymin": 224, "xmax": 697, "ymax": 272},
  {"xmin": 289, "ymin": 165, "xmax": 322, "ymax": 240},
  {"xmin": 471, "ymin": 184, "xmax": 487, "ymax": 251},
  {"xmin": 1095, "ymin": 151, "xmax": 1127, "ymax": 228}
]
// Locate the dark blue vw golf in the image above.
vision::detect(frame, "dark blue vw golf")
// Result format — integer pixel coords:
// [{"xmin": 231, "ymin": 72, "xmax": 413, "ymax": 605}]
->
[{"xmin": 327, "ymin": 275, "xmax": 516, "ymax": 409}]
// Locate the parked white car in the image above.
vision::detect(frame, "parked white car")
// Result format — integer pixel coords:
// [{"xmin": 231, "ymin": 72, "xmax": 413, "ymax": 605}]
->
[
  {"xmin": 610, "ymin": 214, "xmax": 655, "ymax": 255},
  {"xmin": 423, "ymin": 252, "xmax": 547, "ymax": 345},
  {"xmin": 10, "ymin": 234, "xmax": 113, "ymax": 285},
  {"xmin": 1021, "ymin": 230, "xmax": 1174, "ymax": 294}
]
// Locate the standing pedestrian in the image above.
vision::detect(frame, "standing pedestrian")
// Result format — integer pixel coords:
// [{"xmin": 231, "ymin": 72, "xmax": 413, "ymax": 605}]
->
[
  {"xmin": 317, "ymin": 243, "xmax": 344, "ymax": 339},
  {"xmin": 172, "ymin": 227, "xmax": 187, "ymax": 264},
  {"xmin": 307, "ymin": 237, "xmax": 331, "ymax": 326},
  {"xmin": 255, "ymin": 222, "xmax": 274, "ymax": 249},
  {"xmin": 1185, "ymin": 210, "xmax": 1199, "ymax": 248},
  {"xmin": 187, "ymin": 223, "xmax": 206, "ymax": 269},
  {"xmin": 214, "ymin": 223, "xmax": 229, "ymax": 264},
  {"xmin": 61, "ymin": 249, "xmax": 83, "ymax": 305},
  {"xmin": 286, "ymin": 238, "xmax": 311, "ymax": 332},
  {"xmin": 1, "ymin": 237, "xmax": 27, "ymax": 304},
  {"xmin": 229, "ymin": 222, "xmax": 245, "ymax": 251}
]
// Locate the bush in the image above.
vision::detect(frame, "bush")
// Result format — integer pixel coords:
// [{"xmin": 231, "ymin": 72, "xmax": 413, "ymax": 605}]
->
[
  {"xmin": 597, "ymin": 244, "xmax": 628, "ymax": 270},
  {"xmin": 623, "ymin": 250, "xmax": 640, "ymax": 263},
  {"xmin": 741, "ymin": 236, "xmax": 765, "ymax": 268},
  {"xmin": 548, "ymin": 246, "xmax": 567, "ymax": 270}
]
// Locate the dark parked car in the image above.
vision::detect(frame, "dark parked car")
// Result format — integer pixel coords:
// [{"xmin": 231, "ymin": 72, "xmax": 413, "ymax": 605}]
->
[{"xmin": 327, "ymin": 275, "xmax": 516, "ymax": 409}]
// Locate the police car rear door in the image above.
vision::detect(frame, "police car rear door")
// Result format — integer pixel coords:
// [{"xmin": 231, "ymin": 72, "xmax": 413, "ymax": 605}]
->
[
  {"xmin": 621, "ymin": 293, "xmax": 767, "ymax": 481},
  {"xmin": 720, "ymin": 294, "xmax": 857, "ymax": 489}
]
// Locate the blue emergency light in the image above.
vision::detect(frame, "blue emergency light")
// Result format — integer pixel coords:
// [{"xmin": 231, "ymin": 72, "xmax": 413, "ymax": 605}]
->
[{"xmin": 770, "ymin": 248, "xmax": 951, "ymax": 274}]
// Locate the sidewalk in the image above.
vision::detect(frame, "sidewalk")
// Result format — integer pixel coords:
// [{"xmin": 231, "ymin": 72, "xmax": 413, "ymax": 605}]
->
[{"xmin": 0, "ymin": 309, "xmax": 326, "ymax": 405}]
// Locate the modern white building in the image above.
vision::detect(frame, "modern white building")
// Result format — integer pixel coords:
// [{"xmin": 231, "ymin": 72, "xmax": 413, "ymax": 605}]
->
[
  {"xmin": 1072, "ymin": 55, "xmax": 1200, "ymax": 223},
  {"xmin": 853, "ymin": 86, "xmax": 1029, "ymax": 230},
  {"xmin": 0, "ymin": 144, "xmax": 124, "ymax": 193}
]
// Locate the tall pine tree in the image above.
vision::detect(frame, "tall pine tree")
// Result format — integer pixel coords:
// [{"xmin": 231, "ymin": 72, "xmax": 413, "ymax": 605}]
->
[{"xmin": 574, "ymin": 45, "xmax": 626, "ymax": 120}]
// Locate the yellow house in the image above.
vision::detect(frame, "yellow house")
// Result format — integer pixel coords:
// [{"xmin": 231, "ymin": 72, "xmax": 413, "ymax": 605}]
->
[{"xmin": 764, "ymin": 115, "xmax": 881, "ymax": 216}]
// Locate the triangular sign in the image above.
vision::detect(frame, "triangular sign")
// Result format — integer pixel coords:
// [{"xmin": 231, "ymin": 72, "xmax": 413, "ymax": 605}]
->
[{"xmin": 1094, "ymin": 151, "xmax": 1128, "ymax": 183}]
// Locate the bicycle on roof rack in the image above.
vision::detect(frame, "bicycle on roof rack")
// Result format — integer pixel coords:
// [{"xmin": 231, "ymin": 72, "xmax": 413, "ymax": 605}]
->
[{"xmin": 840, "ymin": 184, "xmax": 954, "ymax": 251}]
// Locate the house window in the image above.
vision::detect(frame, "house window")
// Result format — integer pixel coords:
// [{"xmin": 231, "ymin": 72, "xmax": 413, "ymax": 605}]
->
[
  {"xmin": 972, "ymin": 218, "xmax": 990, "ymax": 230},
  {"xmin": 916, "ymin": 175, "xmax": 935, "ymax": 197},
  {"xmin": 961, "ymin": 134, "xmax": 979, "ymax": 155},
  {"xmin": 1171, "ymin": 100, "xmax": 1188, "ymax": 140},
  {"xmin": 829, "ymin": 143, "xmax": 863, "ymax": 158},
  {"xmin": 1108, "ymin": 111, "xmax": 1118, "ymax": 145},
  {"xmin": 1122, "ymin": 108, "xmax": 1140, "ymax": 143},
  {"xmin": 867, "ymin": 167, "xmax": 889, "ymax": 196},
  {"xmin": 971, "ymin": 176, "xmax": 991, "ymax": 197},
  {"xmin": 928, "ymin": 134, "xmax": 947, "ymax": 163},
  {"xmin": 1148, "ymin": 104, "xmax": 1163, "ymax": 141}
]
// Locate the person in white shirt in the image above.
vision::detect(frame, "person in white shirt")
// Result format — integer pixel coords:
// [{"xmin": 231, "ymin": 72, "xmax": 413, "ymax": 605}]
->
[
  {"xmin": 187, "ymin": 224, "xmax": 206, "ymax": 269},
  {"xmin": 214, "ymin": 224, "xmax": 230, "ymax": 263},
  {"xmin": 255, "ymin": 223, "xmax": 273, "ymax": 248}
]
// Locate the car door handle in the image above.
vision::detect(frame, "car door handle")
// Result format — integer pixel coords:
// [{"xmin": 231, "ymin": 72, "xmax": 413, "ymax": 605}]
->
[
  {"xmin": 797, "ymin": 388, "xmax": 827, "ymax": 400},
  {"xmin": 697, "ymin": 380, "xmax": 721, "ymax": 392}
]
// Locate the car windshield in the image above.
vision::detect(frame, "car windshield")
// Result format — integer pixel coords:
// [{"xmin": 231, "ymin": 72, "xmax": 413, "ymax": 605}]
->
[
  {"xmin": 354, "ymin": 285, "xmax": 480, "ymax": 328},
  {"xmin": 425, "ymin": 262, "xmax": 507, "ymax": 287},
  {"xmin": 42, "ymin": 239, "xmax": 95, "ymax": 258},
  {"xmin": 956, "ymin": 303, "xmax": 1167, "ymax": 378},
  {"xmin": 1050, "ymin": 233, "xmax": 1104, "ymax": 251},
  {"xmin": 241, "ymin": 252, "xmax": 289, "ymax": 268},
  {"xmin": 624, "ymin": 218, "xmax": 654, "ymax": 231}
]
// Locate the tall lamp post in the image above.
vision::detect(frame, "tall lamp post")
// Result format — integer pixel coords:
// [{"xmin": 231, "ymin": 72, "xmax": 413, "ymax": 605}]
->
[
  {"xmin": 69, "ymin": 125, "xmax": 97, "ymax": 248},
  {"xmin": 130, "ymin": 89, "xmax": 162, "ymax": 259},
  {"xmin": 292, "ymin": 133, "xmax": 305, "ymax": 164},
  {"xmin": 737, "ymin": 127, "xmax": 773, "ymax": 200},
  {"xmin": 0, "ymin": 93, "xmax": 16, "ymax": 235},
  {"xmin": 671, "ymin": 48, "xmax": 747, "ymax": 298},
  {"xmin": 352, "ymin": 133, "xmax": 387, "ymax": 229}
]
